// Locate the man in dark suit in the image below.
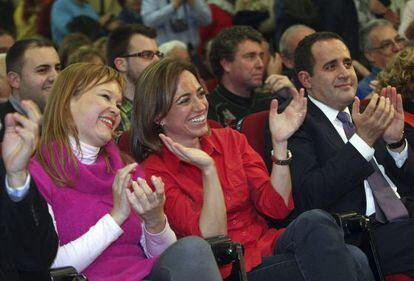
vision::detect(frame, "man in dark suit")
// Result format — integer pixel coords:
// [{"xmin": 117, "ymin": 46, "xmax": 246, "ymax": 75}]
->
[
  {"xmin": 287, "ymin": 31, "xmax": 414, "ymax": 276},
  {"xmin": 0, "ymin": 100, "xmax": 58, "ymax": 280}
]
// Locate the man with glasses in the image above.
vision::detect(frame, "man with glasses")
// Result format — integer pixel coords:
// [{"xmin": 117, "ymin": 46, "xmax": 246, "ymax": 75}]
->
[
  {"xmin": 358, "ymin": 19, "xmax": 407, "ymax": 99},
  {"xmin": 107, "ymin": 24, "xmax": 163, "ymax": 136}
]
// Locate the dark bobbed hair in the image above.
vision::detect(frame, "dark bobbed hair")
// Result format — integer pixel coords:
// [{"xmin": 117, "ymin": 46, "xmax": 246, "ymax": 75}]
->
[
  {"xmin": 294, "ymin": 32, "xmax": 345, "ymax": 76},
  {"xmin": 209, "ymin": 25, "xmax": 263, "ymax": 79},
  {"xmin": 106, "ymin": 24, "xmax": 157, "ymax": 69},
  {"xmin": 131, "ymin": 57, "xmax": 203, "ymax": 162}
]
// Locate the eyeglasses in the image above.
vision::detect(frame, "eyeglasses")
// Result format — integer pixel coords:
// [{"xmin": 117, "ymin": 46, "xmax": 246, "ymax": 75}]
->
[
  {"xmin": 370, "ymin": 37, "xmax": 407, "ymax": 52},
  {"xmin": 120, "ymin": 50, "xmax": 165, "ymax": 60}
]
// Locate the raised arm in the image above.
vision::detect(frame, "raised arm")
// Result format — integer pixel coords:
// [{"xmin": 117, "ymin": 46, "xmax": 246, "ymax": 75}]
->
[{"xmin": 268, "ymin": 88, "xmax": 307, "ymax": 205}]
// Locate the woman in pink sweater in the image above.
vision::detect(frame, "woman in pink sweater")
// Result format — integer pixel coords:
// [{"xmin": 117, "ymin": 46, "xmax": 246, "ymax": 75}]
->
[{"xmin": 29, "ymin": 62, "xmax": 221, "ymax": 281}]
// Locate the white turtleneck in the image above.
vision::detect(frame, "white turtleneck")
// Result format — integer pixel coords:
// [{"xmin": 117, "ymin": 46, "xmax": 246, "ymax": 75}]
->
[{"xmin": 49, "ymin": 138, "xmax": 176, "ymax": 273}]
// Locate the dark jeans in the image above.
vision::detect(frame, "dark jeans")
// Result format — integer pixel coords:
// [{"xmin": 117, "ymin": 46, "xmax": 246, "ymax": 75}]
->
[
  {"xmin": 145, "ymin": 236, "xmax": 222, "ymax": 281},
  {"xmin": 247, "ymin": 209, "xmax": 375, "ymax": 281}
]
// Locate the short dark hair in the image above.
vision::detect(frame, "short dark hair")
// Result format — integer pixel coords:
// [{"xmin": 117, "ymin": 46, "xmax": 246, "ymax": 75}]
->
[
  {"xmin": 6, "ymin": 38, "xmax": 54, "ymax": 74},
  {"xmin": 294, "ymin": 32, "xmax": 344, "ymax": 75},
  {"xmin": 209, "ymin": 25, "xmax": 263, "ymax": 79},
  {"xmin": 106, "ymin": 24, "xmax": 157, "ymax": 69}
]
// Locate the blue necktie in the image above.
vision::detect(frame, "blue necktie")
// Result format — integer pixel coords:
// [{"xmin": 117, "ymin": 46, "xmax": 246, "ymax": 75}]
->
[{"xmin": 337, "ymin": 111, "xmax": 409, "ymax": 223}]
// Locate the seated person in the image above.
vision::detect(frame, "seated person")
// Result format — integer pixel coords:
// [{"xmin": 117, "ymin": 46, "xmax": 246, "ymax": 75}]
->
[
  {"xmin": 29, "ymin": 63, "xmax": 222, "ymax": 281},
  {"xmin": 1, "ymin": 100, "xmax": 57, "ymax": 280},
  {"xmin": 377, "ymin": 46, "xmax": 414, "ymax": 147},
  {"xmin": 131, "ymin": 57, "xmax": 375, "ymax": 281},
  {"xmin": 284, "ymin": 31, "xmax": 414, "ymax": 276}
]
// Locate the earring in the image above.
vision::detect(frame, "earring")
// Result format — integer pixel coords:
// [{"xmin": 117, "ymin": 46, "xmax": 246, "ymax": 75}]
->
[{"xmin": 160, "ymin": 121, "xmax": 165, "ymax": 127}]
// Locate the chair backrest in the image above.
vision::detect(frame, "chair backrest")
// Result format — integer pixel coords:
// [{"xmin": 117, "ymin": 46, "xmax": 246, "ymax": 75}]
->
[{"xmin": 238, "ymin": 111, "xmax": 269, "ymax": 160}]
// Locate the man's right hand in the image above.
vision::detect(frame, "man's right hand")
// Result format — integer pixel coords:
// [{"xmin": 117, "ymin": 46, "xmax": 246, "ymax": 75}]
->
[{"xmin": 352, "ymin": 92, "xmax": 394, "ymax": 146}]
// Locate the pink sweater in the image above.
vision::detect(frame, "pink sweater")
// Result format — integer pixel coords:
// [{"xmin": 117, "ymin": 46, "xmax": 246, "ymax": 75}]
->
[{"xmin": 29, "ymin": 141, "xmax": 156, "ymax": 281}]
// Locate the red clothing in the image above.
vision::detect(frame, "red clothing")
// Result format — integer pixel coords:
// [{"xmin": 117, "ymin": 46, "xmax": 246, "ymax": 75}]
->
[
  {"xmin": 198, "ymin": 4, "xmax": 233, "ymax": 55},
  {"xmin": 143, "ymin": 128, "xmax": 294, "ymax": 275}
]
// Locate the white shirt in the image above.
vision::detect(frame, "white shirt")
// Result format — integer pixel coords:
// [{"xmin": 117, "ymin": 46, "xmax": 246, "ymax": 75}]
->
[{"xmin": 308, "ymin": 96, "xmax": 408, "ymax": 216}]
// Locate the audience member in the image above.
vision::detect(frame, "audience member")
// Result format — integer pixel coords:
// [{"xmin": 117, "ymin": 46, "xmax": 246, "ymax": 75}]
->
[
  {"xmin": 50, "ymin": 0, "xmax": 112, "ymax": 45},
  {"xmin": 279, "ymin": 24, "xmax": 315, "ymax": 88},
  {"xmin": 0, "ymin": 99, "xmax": 58, "ymax": 281},
  {"xmin": 29, "ymin": 62, "xmax": 222, "ymax": 281},
  {"xmin": 0, "ymin": 29, "xmax": 15, "ymax": 54},
  {"xmin": 377, "ymin": 46, "xmax": 414, "ymax": 147},
  {"xmin": 0, "ymin": 54, "xmax": 11, "ymax": 102},
  {"xmin": 107, "ymin": 24, "xmax": 162, "ymax": 136},
  {"xmin": 93, "ymin": 36, "xmax": 108, "ymax": 63},
  {"xmin": 199, "ymin": 0, "xmax": 234, "ymax": 57},
  {"xmin": 159, "ymin": 40, "xmax": 190, "ymax": 61},
  {"xmin": 13, "ymin": 0, "xmax": 42, "ymax": 39},
  {"xmin": 141, "ymin": 0, "xmax": 212, "ymax": 54},
  {"xmin": 117, "ymin": 0, "xmax": 143, "ymax": 24},
  {"xmin": 358, "ymin": 19, "xmax": 407, "ymax": 99},
  {"xmin": 207, "ymin": 26, "xmax": 295, "ymax": 127},
  {"xmin": 1, "ymin": 39, "xmax": 60, "ymax": 141},
  {"xmin": 286, "ymin": 31, "xmax": 414, "ymax": 277},
  {"xmin": 58, "ymin": 33, "xmax": 92, "ymax": 69},
  {"xmin": 66, "ymin": 45, "xmax": 105, "ymax": 66},
  {"xmin": 132, "ymin": 57, "xmax": 374, "ymax": 281},
  {"xmin": 399, "ymin": 0, "xmax": 414, "ymax": 39}
]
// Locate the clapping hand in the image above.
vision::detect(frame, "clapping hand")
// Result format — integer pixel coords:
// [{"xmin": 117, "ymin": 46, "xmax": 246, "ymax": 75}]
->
[
  {"xmin": 269, "ymin": 88, "xmax": 307, "ymax": 144},
  {"xmin": 380, "ymin": 86, "xmax": 405, "ymax": 145},
  {"xmin": 111, "ymin": 163, "xmax": 138, "ymax": 226},
  {"xmin": 126, "ymin": 176, "xmax": 166, "ymax": 234},
  {"xmin": 2, "ymin": 100, "xmax": 41, "ymax": 188},
  {"xmin": 159, "ymin": 133, "xmax": 214, "ymax": 169}
]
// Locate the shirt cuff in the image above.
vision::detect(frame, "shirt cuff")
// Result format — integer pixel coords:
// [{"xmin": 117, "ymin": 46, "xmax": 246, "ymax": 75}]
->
[
  {"xmin": 5, "ymin": 174, "xmax": 31, "ymax": 202},
  {"xmin": 386, "ymin": 139, "xmax": 408, "ymax": 168},
  {"xmin": 105, "ymin": 213, "xmax": 124, "ymax": 235},
  {"xmin": 350, "ymin": 134, "xmax": 375, "ymax": 161},
  {"xmin": 141, "ymin": 215, "xmax": 177, "ymax": 258}
]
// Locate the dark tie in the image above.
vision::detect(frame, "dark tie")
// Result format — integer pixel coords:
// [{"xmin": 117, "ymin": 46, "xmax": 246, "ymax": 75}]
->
[{"xmin": 337, "ymin": 112, "xmax": 409, "ymax": 223}]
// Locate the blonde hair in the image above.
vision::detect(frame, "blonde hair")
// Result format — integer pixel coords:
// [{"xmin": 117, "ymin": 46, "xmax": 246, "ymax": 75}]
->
[
  {"xmin": 36, "ymin": 62, "xmax": 126, "ymax": 186},
  {"xmin": 377, "ymin": 47, "xmax": 414, "ymax": 101}
]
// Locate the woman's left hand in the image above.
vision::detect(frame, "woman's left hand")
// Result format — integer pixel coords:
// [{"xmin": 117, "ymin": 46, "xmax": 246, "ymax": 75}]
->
[
  {"xmin": 269, "ymin": 88, "xmax": 307, "ymax": 144},
  {"xmin": 159, "ymin": 133, "xmax": 214, "ymax": 169},
  {"xmin": 127, "ymin": 176, "xmax": 166, "ymax": 234}
]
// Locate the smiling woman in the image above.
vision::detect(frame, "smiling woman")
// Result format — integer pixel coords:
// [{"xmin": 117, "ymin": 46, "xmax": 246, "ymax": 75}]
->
[
  {"xmin": 132, "ymin": 58, "xmax": 375, "ymax": 281},
  {"xmin": 27, "ymin": 62, "xmax": 222, "ymax": 281}
]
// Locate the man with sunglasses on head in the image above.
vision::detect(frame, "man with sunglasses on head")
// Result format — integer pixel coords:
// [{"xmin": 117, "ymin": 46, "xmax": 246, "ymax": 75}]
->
[
  {"xmin": 358, "ymin": 19, "xmax": 407, "ymax": 99},
  {"xmin": 107, "ymin": 24, "xmax": 164, "ymax": 137}
]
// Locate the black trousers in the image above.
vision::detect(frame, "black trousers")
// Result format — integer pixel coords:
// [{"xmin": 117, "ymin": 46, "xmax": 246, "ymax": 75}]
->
[
  {"xmin": 371, "ymin": 218, "xmax": 414, "ymax": 275},
  {"xmin": 247, "ymin": 210, "xmax": 375, "ymax": 281}
]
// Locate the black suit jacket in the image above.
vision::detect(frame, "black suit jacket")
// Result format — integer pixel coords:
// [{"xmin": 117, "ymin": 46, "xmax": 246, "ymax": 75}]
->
[
  {"xmin": 0, "ymin": 161, "xmax": 58, "ymax": 281},
  {"xmin": 287, "ymin": 100, "xmax": 414, "ymax": 215}
]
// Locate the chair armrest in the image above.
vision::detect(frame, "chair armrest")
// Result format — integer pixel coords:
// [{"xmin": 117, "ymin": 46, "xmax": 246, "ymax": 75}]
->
[{"xmin": 50, "ymin": 266, "xmax": 87, "ymax": 281}]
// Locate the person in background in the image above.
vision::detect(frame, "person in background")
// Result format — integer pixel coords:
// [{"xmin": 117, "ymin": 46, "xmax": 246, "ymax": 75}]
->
[
  {"xmin": 159, "ymin": 40, "xmax": 190, "ymax": 61},
  {"xmin": 358, "ymin": 19, "xmax": 407, "ymax": 99},
  {"xmin": 107, "ymin": 24, "xmax": 162, "ymax": 137},
  {"xmin": 141, "ymin": 0, "xmax": 211, "ymax": 58},
  {"xmin": 377, "ymin": 46, "xmax": 414, "ymax": 147},
  {"xmin": 1, "ymin": 38, "xmax": 60, "ymax": 141}
]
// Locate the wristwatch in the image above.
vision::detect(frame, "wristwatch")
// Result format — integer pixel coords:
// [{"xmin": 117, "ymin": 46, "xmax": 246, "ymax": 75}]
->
[
  {"xmin": 271, "ymin": 149, "xmax": 292, "ymax": 165},
  {"xmin": 386, "ymin": 134, "xmax": 406, "ymax": 149}
]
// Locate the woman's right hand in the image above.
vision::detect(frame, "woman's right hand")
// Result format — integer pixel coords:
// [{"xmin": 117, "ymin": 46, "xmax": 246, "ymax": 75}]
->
[
  {"xmin": 159, "ymin": 133, "xmax": 214, "ymax": 170},
  {"xmin": 110, "ymin": 163, "xmax": 138, "ymax": 226}
]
